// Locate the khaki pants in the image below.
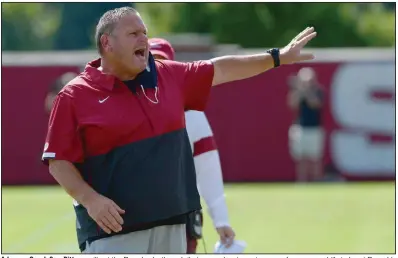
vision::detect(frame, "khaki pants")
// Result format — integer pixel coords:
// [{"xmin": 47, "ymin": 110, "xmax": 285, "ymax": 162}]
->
[
  {"xmin": 289, "ymin": 125, "xmax": 324, "ymax": 160},
  {"xmin": 83, "ymin": 224, "xmax": 186, "ymax": 254}
]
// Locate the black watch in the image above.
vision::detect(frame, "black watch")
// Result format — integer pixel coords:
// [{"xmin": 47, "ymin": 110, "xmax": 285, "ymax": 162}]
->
[{"xmin": 266, "ymin": 48, "xmax": 280, "ymax": 68}]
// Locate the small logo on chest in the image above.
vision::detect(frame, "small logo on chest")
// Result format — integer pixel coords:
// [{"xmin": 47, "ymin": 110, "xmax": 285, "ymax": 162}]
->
[{"xmin": 99, "ymin": 96, "xmax": 110, "ymax": 103}]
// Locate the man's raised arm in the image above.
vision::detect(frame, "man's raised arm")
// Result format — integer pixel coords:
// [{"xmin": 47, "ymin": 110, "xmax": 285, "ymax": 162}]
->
[{"xmin": 211, "ymin": 27, "xmax": 317, "ymax": 86}]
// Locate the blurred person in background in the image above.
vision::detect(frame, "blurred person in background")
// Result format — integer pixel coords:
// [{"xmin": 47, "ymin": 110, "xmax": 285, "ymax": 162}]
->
[
  {"xmin": 287, "ymin": 67, "xmax": 325, "ymax": 182},
  {"xmin": 42, "ymin": 6, "xmax": 316, "ymax": 254},
  {"xmin": 149, "ymin": 38, "xmax": 236, "ymax": 253},
  {"xmin": 45, "ymin": 72, "xmax": 78, "ymax": 114}
]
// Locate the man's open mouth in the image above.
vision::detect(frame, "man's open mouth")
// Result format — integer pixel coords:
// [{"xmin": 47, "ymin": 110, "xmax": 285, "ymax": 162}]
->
[{"xmin": 134, "ymin": 48, "xmax": 145, "ymax": 57}]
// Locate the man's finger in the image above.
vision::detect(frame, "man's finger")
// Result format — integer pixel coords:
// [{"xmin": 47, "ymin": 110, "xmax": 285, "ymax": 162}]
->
[
  {"xmin": 297, "ymin": 27, "xmax": 314, "ymax": 42},
  {"xmin": 292, "ymin": 27, "xmax": 309, "ymax": 42},
  {"xmin": 113, "ymin": 202, "xmax": 126, "ymax": 214},
  {"xmin": 109, "ymin": 206, "xmax": 124, "ymax": 225},
  {"xmin": 294, "ymin": 27, "xmax": 313, "ymax": 42},
  {"xmin": 97, "ymin": 219, "xmax": 112, "ymax": 234},
  {"xmin": 298, "ymin": 53, "xmax": 315, "ymax": 62},
  {"xmin": 297, "ymin": 32, "xmax": 317, "ymax": 48},
  {"xmin": 105, "ymin": 212, "xmax": 122, "ymax": 232},
  {"xmin": 101, "ymin": 215, "xmax": 119, "ymax": 233}
]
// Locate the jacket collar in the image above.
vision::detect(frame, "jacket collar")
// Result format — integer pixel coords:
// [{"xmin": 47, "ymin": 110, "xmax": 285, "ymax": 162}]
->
[{"xmin": 82, "ymin": 52, "xmax": 158, "ymax": 92}]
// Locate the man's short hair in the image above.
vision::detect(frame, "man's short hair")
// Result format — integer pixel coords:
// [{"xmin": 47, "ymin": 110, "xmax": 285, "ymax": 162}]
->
[{"xmin": 95, "ymin": 6, "xmax": 138, "ymax": 54}]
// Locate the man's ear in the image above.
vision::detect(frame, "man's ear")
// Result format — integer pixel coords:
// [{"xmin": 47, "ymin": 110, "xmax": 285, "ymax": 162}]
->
[{"xmin": 100, "ymin": 34, "xmax": 111, "ymax": 53}]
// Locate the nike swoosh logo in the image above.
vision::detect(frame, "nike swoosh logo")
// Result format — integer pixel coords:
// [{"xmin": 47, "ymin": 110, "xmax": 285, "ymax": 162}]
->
[{"xmin": 99, "ymin": 96, "xmax": 110, "ymax": 103}]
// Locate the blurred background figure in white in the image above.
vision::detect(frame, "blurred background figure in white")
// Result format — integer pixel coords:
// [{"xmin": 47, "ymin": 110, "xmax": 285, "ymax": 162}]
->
[
  {"xmin": 288, "ymin": 67, "xmax": 325, "ymax": 182},
  {"xmin": 149, "ymin": 37, "xmax": 236, "ymax": 253}
]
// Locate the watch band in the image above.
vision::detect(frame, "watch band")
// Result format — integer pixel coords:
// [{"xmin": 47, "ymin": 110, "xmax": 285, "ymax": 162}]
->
[{"xmin": 266, "ymin": 48, "xmax": 280, "ymax": 68}]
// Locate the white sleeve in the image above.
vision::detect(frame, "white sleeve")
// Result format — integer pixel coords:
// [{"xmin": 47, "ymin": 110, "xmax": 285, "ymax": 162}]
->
[
  {"xmin": 185, "ymin": 111, "xmax": 230, "ymax": 228},
  {"xmin": 195, "ymin": 150, "xmax": 230, "ymax": 228},
  {"xmin": 185, "ymin": 111, "xmax": 199, "ymax": 152}
]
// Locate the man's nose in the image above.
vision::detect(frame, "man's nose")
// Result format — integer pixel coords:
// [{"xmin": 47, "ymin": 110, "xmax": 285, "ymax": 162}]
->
[{"xmin": 138, "ymin": 33, "xmax": 148, "ymax": 43}]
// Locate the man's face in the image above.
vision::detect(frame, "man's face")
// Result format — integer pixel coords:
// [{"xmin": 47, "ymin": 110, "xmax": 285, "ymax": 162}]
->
[{"xmin": 103, "ymin": 13, "xmax": 149, "ymax": 75}]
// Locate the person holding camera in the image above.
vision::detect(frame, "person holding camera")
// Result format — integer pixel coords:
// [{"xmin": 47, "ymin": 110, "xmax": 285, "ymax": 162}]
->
[{"xmin": 288, "ymin": 67, "xmax": 325, "ymax": 182}]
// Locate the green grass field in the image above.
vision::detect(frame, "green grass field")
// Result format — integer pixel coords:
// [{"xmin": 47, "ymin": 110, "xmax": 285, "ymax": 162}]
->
[{"xmin": 2, "ymin": 182, "xmax": 395, "ymax": 254}]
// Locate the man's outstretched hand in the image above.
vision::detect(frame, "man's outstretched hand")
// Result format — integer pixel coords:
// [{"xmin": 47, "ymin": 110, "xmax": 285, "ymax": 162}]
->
[{"xmin": 280, "ymin": 27, "xmax": 317, "ymax": 65}]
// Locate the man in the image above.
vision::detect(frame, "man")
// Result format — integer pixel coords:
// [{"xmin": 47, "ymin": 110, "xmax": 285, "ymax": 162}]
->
[
  {"xmin": 149, "ymin": 38, "xmax": 235, "ymax": 253},
  {"xmin": 42, "ymin": 6, "xmax": 316, "ymax": 254},
  {"xmin": 287, "ymin": 67, "xmax": 324, "ymax": 182}
]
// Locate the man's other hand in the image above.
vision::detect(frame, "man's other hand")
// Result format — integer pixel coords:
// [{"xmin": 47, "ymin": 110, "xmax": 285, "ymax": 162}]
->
[
  {"xmin": 85, "ymin": 194, "xmax": 125, "ymax": 234},
  {"xmin": 216, "ymin": 226, "xmax": 236, "ymax": 247}
]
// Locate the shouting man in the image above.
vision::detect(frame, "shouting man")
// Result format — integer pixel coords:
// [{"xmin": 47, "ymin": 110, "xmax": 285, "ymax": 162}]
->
[{"xmin": 42, "ymin": 7, "xmax": 317, "ymax": 254}]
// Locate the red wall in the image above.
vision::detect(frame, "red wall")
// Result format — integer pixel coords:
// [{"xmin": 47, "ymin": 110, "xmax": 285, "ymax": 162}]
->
[
  {"xmin": 2, "ymin": 61, "xmax": 395, "ymax": 185},
  {"xmin": 2, "ymin": 66, "xmax": 80, "ymax": 184}
]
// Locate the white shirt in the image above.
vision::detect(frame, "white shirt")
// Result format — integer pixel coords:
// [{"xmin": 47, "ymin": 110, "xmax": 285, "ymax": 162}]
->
[{"xmin": 185, "ymin": 110, "xmax": 230, "ymax": 228}]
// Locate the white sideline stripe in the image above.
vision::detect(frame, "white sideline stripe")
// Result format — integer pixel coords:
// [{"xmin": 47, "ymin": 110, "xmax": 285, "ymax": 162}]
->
[{"xmin": 6, "ymin": 212, "xmax": 74, "ymax": 253}]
